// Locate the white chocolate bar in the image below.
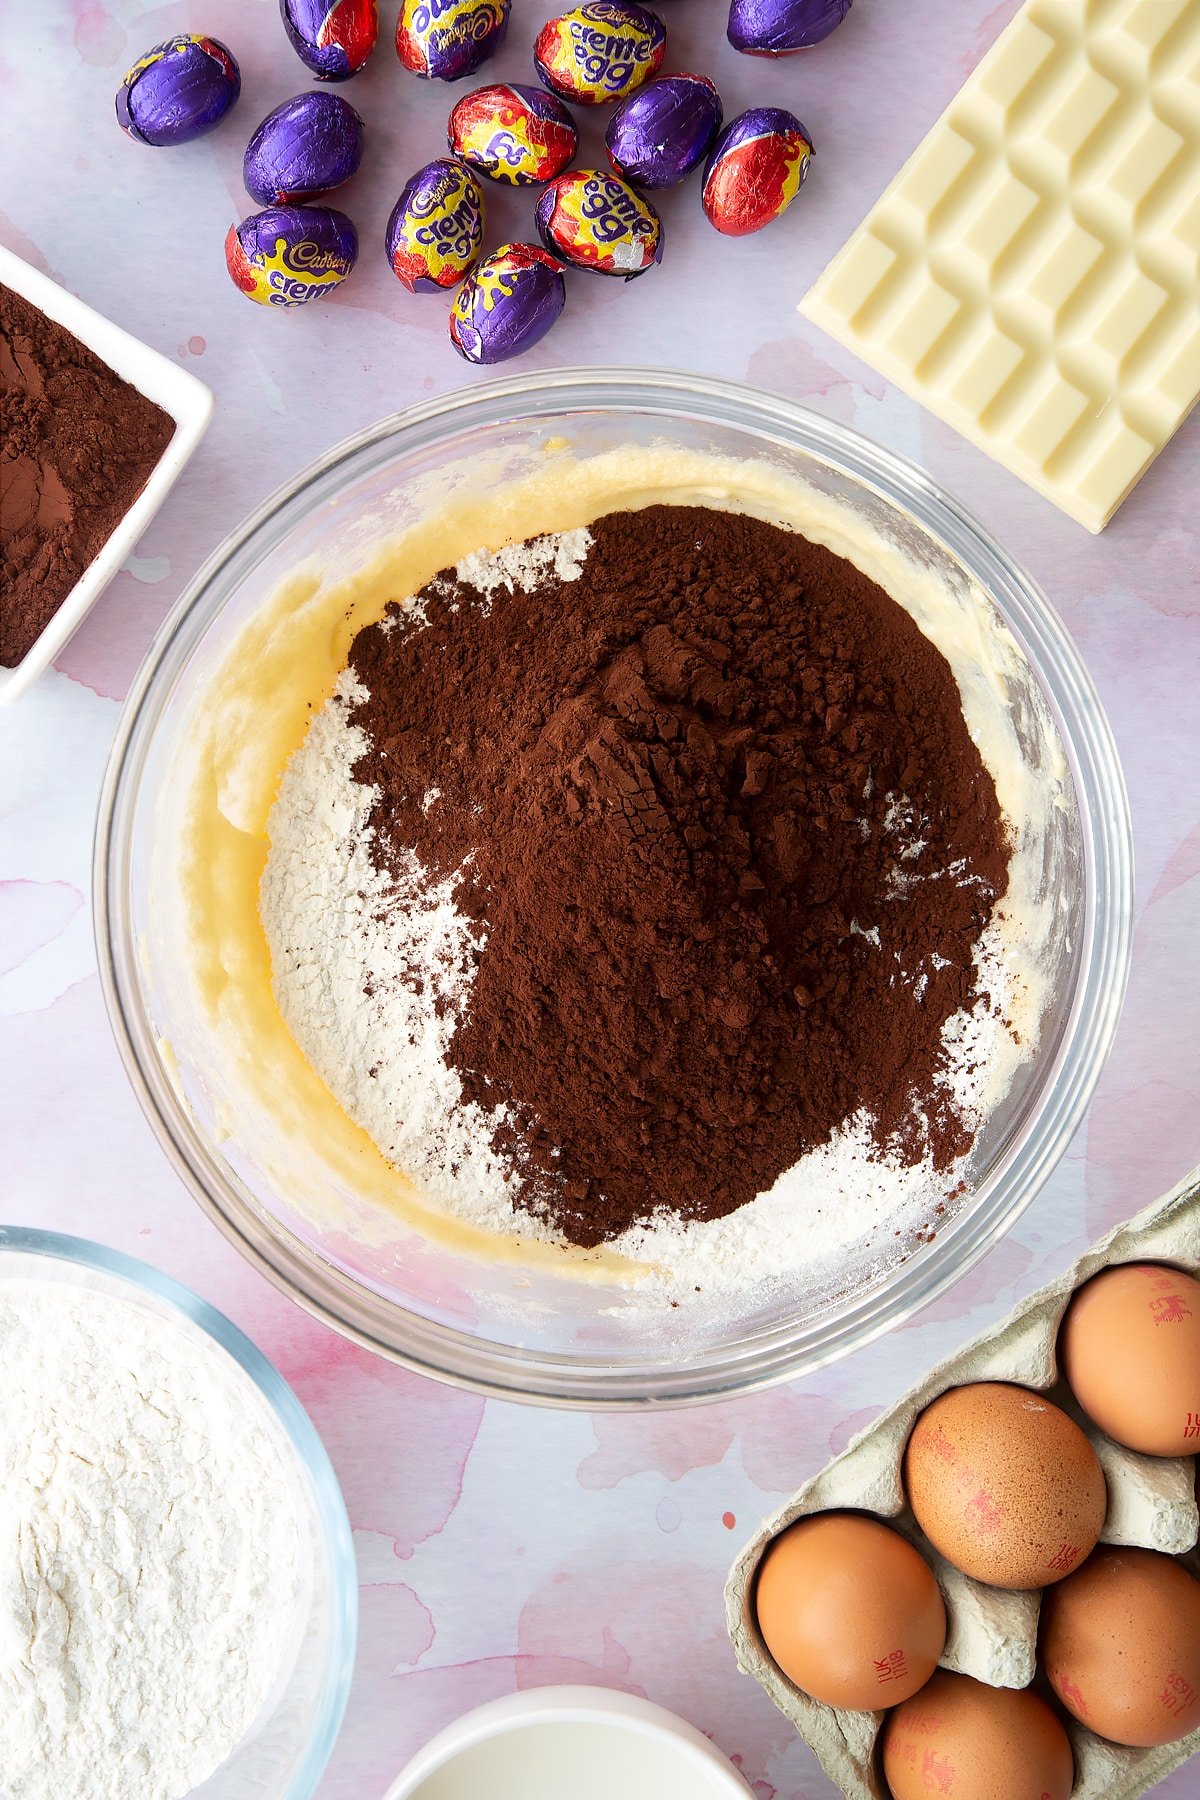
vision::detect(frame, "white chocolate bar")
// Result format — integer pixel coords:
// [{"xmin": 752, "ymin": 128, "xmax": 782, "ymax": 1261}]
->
[{"xmin": 801, "ymin": 0, "xmax": 1200, "ymax": 531}]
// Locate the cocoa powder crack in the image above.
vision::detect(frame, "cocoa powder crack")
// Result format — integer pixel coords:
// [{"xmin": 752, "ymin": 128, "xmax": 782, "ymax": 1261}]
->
[{"xmin": 348, "ymin": 506, "xmax": 1011, "ymax": 1248}]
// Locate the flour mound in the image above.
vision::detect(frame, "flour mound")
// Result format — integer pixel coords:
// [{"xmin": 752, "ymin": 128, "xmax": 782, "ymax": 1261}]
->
[{"xmin": 0, "ymin": 1281, "xmax": 303, "ymax": 1800}]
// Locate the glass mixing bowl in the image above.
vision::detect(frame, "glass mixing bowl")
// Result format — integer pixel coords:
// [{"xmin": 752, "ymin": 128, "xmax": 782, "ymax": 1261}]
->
[
  {"xmin": 95, "ymin": 370, "xmax": 1133, "ymax": 1407},
  {"xmin": 0, "ymin": 1226, "xmax": 357, "ymax": 1797}
]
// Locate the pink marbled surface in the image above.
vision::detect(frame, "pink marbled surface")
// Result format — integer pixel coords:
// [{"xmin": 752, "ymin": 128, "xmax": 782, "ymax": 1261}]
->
[{"xmin": 2, "ymin": 3, "xmax": 1198, "ymax": 1795}]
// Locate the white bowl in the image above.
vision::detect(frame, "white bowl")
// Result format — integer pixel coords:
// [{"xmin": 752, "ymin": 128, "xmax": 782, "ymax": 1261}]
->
[
  {"xmin": 0, "ymin": 242, "xmax": 212, "ymax": 706},
  {"xmin": 382, "ymin": 1687, "xmax": 755, "ymax": 1799}
]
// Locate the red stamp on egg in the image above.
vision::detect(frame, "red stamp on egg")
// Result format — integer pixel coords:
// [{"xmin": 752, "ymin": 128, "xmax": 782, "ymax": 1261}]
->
[
  {"xmin": 1045, "ymin": 1542, "xmax": 1081, "ymax": 1574},
  {"xmin": 926, "ymin": 1424, "xmax": 958, "ymax": 1466},
  {"xmin": 1054, "ymin": 1670, "xmax": 1090, "ymax": 1717},
  {"xmin": 874, "ymin": 1648, "xmax": 909, "ymax": 1684},
  {"xmin": 964, "ymin": 1487, "xmax": 1005, "ymax": 1535},
  {"xmin": 1149, "ymin": 1293, "xmax": 1193, "ymax": 1325},
  {"xmin": 1160, "ymin": 1672, "xmax": 1195, "ymax": 1713}
]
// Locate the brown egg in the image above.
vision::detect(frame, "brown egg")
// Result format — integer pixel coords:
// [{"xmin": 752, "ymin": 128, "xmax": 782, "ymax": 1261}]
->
[
  {"xmin": 753, "ymin": 1512, "xmax": 946, "ymax": 1710},
  {"xmin": 1059, "ymin": 1261, "xmax": 1200, "ymax": 1457},
  {"xmin": 881, "ymin": 1669, "xmax": 1074, "ymax": 1800},
  {"xmin": 903, "ymin": 1382, "xmax": 1106, "ymax": 1588},
  {"xmin": 1039, "ymin": 1546, "xmax": 1200, "ymax": 1747}
]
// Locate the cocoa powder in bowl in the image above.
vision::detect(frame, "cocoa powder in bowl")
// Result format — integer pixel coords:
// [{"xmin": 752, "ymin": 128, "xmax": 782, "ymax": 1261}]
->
[
  {"xmin": 1, "ymin": 282, "xmax": 173, "ymax": 667},
  {"xmin": 350, "ymin": 505, "xmax": 1010, "ymax": 1249}
]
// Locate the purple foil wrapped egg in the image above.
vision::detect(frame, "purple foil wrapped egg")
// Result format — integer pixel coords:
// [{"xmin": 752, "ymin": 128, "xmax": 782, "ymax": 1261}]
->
[
  {"xmin": 534, "ymin": 3, "xmax": 666, "ymax": 106},
  {"xmin": 116, "ymin": 35, "xmax": 240, "ymax": 147},
  {"xmin": 448, "ymin": 82, "xmax": 578, "ymax": 186},
  {"xmin": 605, "ymin": 73, "xmax": 721, "ymax": 188},
  {"xmin": 279, "ymin": 0, "xmax": 378, "ymax": 79},
  {"xmin": 449, "ymin": 243, "xmax": 566, "ymax": 363},
  {"xmin": 243, "ymin": 93, "xmax": 365, "ymax": 205},
  {"xmin": 396, "ymin": 0, "xmax": 511, "ymax": 82},
  {"xmin": 386, "ymin": 158, "xmax": 486, "ymax": 293},
  {"xmin": 701, "ymin": 107, "xmax": 813, "ymax": 236},
  {"xmin": 727, "ymin": 0, "xmax": 851, "ymax": 54},
  {"xmin": 535, "ymin": 169, "xmax": 662, "ymax": 278},
  {"xmin": 225, "ymin": 205, "xmax": 358, "ymax": 306}
]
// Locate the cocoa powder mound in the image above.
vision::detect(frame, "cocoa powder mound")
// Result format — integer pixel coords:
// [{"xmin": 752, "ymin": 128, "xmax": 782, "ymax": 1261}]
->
[
  {"xmin": 1, "ymin": 282, "xmax": 174, "ymax": 667},
  {"xmin": 349, "ymin": 506, "xmax": 1010, "ymax": 1248}
]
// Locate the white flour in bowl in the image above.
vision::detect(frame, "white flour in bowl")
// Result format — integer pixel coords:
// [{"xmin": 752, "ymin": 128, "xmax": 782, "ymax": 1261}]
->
[{"xmin": 0, "ymin": 1279, "xmax": 303, "ymax": 1800}]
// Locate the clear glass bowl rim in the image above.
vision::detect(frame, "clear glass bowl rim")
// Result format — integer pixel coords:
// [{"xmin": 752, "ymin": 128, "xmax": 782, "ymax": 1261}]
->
[
  {"xmin": 0, "ymin": 1224, "xmax": 358, "ymax": 1795},
  {"xmin": 94, "ymin": 367, "xmax": 1134, "ymax": 1409}
]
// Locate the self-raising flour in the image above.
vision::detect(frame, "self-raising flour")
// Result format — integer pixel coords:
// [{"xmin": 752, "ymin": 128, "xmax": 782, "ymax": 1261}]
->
[{"xmin": 0, "ymin": 1280, "xmax": 303, "ymax": 1800}]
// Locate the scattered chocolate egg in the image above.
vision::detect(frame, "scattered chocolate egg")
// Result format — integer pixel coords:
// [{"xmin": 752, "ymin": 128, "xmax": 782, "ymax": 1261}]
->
[
  {"xmin": 1040, "ymin": 1546, "xmax": 1200, "ymax": 1747},
  {"xmin": 448, "ymin": 82, "xmax": 578, "ymax": 185},
  {"xmin": 535, "ymin": 169, "xmax": 663, "ymax": 278},
  {"xmin": 903, "ymin": 1382, "xmax": 1107, "ymax": 1590},
  {"xmin": 225, "ymin": 205, "xmax": 358, "ymax": 306},
  {"xmin": 396, "ymin": 0, "xmax": 510, "ymax": 81},
  {"xmin": 449, "ymin": 243, "xmax": 566, "ymax": 363},
  {"xmin": 243, "ymin": 92, "xmax": 365, "ymax": 206},
  {"xmin": 701, "ymin": 107, "xmax": 813, "ymax": 236},
  {"xmin": 385, "ymin": 158, "xmax": 486, "ymax": 293},
  {"xmin": 881, "ymin": 1670, "xmax": 1074, "ymax": 1800},
  {"xmin": 727, "ymin": 0, "xmax": 852, "ymax": 54},
  {"xmin": 753, "ymin": 1512, "xmax": 946, "ymax": 1710},
  {"xmin": 1059, "ymin": 1261, "xmax": 1200, "ymax": 1457},
  {"xmin": 279, "ymin": 0, "xmax": 378, "ymax": 79},
  {"xmin": 605, "ymin": 73, "xmax": 722, "ymax": 188},
  {"xmin": 115, "ymin": 35, "xmax": 241, "ymax": 147},
  {"xmin": 534, "ymin": 3, "xmax": 666, "ymax": 106}
]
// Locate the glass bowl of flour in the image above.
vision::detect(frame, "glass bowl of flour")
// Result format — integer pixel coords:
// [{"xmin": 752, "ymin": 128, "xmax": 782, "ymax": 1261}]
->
[
  {"xmin": 0, "ymin": 1227, "xmax": 357, "ymax": 1797},
  {"xmin": 95, "ymin": 370, "xmax": 1133, "ymax": 1405}
]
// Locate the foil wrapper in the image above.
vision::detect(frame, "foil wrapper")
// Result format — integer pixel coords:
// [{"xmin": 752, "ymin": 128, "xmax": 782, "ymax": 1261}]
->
[
  {"xmin": 386, "ymin": 158, "xmax": 486, "ymax": 292},
  {"xmin": 243, "ymin": 92, "xmax": 365, "ymax": 205},
  {"xmin": 225, "ymin": 204, "xmax": 359, "ymax": 306},
  {"xmin": 115, "ymin": 35, "xmax": 240, "ymax": 147},
  {"xmin": 396, "ymin": 0, "xmax": 510, "ymax": 82},
  {"xmin": 727, "ymin": 0, "xmax": 852, "ymax": 54},
  {"xmin": 535, "ymin": 168, "xmax": 663, "ymax": 278},
  {"xmin": 279, "ymin": 0, "xmax": 379, "ymax": 79},
  {"xmin": 448, "ymin": 82, "xmax": 578, "ymax": 185},
  {"xmin": 701, "ymin": 106, "xmax": 813, "ymax": 236},
  {"xmin": 449, "ymin": 243, "xmax": 566, "ymax": 362},
  {"xmin": 534, "ymin": 3, "xmax": 666, "ymax": 106},
  {"xmin": 604, "ymin": 73, "xmax": 721, "ymax": 188}
]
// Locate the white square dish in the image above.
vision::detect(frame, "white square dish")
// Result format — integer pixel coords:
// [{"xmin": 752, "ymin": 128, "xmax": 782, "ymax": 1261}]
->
[{"xmin": 0, "ymin": 241, "xmax": 213, "ymax": 705}]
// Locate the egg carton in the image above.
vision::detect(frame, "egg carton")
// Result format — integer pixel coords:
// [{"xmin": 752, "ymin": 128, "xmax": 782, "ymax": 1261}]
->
[{"xmin": 726, "ymin": 1168, "xmax": 1200, "ymax": 1799}]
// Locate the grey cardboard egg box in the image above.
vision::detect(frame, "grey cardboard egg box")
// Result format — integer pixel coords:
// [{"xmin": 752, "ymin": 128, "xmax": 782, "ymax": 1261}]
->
[{"xmin": 726, "ymin": 1170, "xmax": 1200, "ymax": 1799}]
